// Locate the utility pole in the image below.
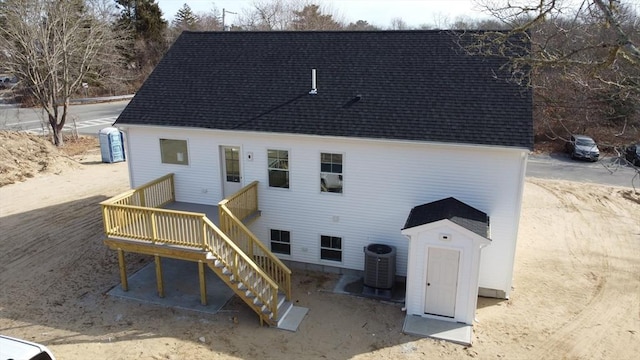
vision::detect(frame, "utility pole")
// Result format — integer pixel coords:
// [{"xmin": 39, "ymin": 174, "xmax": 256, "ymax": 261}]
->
[{"xmin": 222, "ymin": 8, "xmax": 237, "ymax": 31}]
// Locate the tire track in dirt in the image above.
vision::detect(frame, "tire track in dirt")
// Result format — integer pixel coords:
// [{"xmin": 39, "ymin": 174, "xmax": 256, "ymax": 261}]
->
[
  {"xmin": 528, "ymin": 180, "xmax": 639, "ymax": 359},
  {"xmin": 0, "ymin": 157, "xmax": 130, "ymax": 317}
]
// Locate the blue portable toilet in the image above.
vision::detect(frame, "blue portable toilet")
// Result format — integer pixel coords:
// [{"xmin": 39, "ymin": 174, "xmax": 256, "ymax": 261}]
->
[{"xmin": 99, "ymin": 127, "xmax": 125, "ymax": 163}]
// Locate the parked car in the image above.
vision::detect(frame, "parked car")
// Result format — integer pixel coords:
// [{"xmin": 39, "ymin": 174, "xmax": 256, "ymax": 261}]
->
[
  {"xmin": 566, "ymin": 135, "xmax": 600, "ymax": 161},
  {"xmin": 321, "ymin": 173, "xmax": 343, "ymax": 192},
  {"xmin": 625, "ymin": 143, "xmax": 640, "ymax": 166},
  {"xmin": 0, "ymin": 75, "xmax": 18, "ymax": 89},
  {"xmin": 0, "ymin": 335, "xmax": 56, "ymax": 360}
]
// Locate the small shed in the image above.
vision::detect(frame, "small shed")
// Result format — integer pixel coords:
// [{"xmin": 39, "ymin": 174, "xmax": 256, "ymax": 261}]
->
[{"xmin": 401, "ymin": 198, "xmax": 491, "ymax": 325}]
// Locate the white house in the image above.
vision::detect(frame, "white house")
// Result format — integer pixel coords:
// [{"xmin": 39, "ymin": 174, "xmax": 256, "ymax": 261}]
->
[{"xmin": 113, "ymin": 30, "xmax": 532, "ymax": 326}]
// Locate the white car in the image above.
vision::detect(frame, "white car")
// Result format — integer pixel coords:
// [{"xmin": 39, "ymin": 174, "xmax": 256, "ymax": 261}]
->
[{"xmin": 0, "ymin": 335, "xmax": 56, "ymax": 360}]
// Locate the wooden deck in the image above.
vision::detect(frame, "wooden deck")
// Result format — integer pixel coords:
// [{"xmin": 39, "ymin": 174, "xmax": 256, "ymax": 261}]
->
[
  {"xmin": 101, "ymin": 174, "xmax": 292, "ymax": 326},
  {"xmin": 163, "ymin": 202, "xmax": 220, "ymax": 225}
]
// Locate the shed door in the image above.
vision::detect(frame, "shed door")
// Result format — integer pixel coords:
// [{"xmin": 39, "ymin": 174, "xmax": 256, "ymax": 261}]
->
[
  {"xmin": 221, "ymin": 146, "xmax": 241, "ymax": 197},
  {"xmin": 424, "ymin": 248, "xmax": 460, "ymax": 318}
]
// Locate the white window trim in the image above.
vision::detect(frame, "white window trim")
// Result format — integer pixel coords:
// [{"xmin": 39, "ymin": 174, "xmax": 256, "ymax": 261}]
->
[
  {"xmin": 319, "ymin": 151, "xmax": 345, "ymax": 195},
  {"xmin": 267, "ymin": 148, "xmax": 291, "ymax": 190},
  {"xmin": 159, "ymin": 138, "xmax": 190, "ymax": 166},
  {"xmin": 319, "ymin": 234, "xmax": 343, "ymax": 263},
  {"xmin": 270, "ymin": 229, "xmax": 292, "ymax": 257}
]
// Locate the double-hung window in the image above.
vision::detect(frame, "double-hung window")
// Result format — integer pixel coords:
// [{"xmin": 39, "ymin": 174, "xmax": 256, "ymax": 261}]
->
[
  {"xmin": 268, "ymin": 149, "xmax": 289, "ymax": 188},
  {"xmin": 320, "ymin": 153, "xmax": 343, "ymax": 193},
  {"xmin": 270, "ymin": 229, "xmax": 291, "ymax": 255},
  {"xmin": 320, "ymin": 235, "xmax": 342, "ymax": 262}
]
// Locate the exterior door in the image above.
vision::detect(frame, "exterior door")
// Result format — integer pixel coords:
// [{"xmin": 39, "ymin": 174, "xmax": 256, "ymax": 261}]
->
[
  {"xmin": 424, "ymin": 248, "xmax": 460, "ymax": 318},
  {"xmin": 221, "ymin": 146, "xmax": 241, "ymax": 197}
]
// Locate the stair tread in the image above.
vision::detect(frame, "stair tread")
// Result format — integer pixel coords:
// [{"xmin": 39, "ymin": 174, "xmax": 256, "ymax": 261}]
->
[{"xmin": 204, "ymin": 232, "xmax": 289, "ymax": 327}]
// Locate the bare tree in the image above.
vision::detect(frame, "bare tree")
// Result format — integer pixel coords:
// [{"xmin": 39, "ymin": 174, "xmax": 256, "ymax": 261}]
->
[
  {"xmin": 236, "ymin": 0, "xmax": 295, "ymax": 30},
  {"xmin": 389, "ymin": 17, "xmax": 410, "ymax": 30},
  {"xmin": 197, "ymin": 8, "xmax": 222, "ymax": 31},
  {"xmin": 0, "ymin": 0, "xmax": 124, "ymax": 146},
  {"xmin": 470, "ymin": 0, "xmax": 639, "ymax": 146},
  {"xmin": 236, "ymin": 1, "xmax": 344, "ymax": 31}
]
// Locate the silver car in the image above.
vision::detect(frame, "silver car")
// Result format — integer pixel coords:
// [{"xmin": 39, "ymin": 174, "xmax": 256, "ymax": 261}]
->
[{"xmin": 567, "ymin": 135, "xmax": 600, "ymax": 162}]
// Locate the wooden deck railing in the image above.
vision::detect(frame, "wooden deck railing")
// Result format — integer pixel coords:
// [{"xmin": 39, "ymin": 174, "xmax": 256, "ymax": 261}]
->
[
  {"xmin": 108, "ymin": 173, "xmax": 175, "ymax": 208},
  {"xmin": 203, "ymin": 218, "xmax": 278, "ymax": 318},
  {"xmin": 218, "ymin": 182, "xmax": 292, "ymax": 301}
]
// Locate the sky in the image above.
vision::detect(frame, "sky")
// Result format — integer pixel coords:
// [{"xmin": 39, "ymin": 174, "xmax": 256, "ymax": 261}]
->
[{"xmin": 156, "ymin": 0, "xmax": 490, "ymax": 28}]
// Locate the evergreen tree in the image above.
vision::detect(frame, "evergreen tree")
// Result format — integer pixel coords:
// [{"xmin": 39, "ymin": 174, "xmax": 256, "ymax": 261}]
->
[
  {"xmin": 346, "ymin": 20, "xmax": 378, "ymax": 31},
  {"xmin": 290, "ymin": 4, "xmax": 341, "ymax": 30},
  {"xmin": 114, "ymin": 0, "xmax": 168, "ymax": 81},
  {"xmin": 172, "ymin": 3, "xmax": 199, "ymax": 31},
  {"xmin": 115, "ymin": 0, "xmax": 166, "ymax": 42}
]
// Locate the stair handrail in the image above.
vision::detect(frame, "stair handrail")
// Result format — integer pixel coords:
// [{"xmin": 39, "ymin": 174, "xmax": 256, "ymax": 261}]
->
[
  {"xmin": 218, "ymin": 205, "xmax": 292, "ymax": 301},
  {"xmin": 218, "ymin": 182, "xmax": 292, "ymax": 301},
  {"xmin": 202, "ymin": 217, "xmax": 279, "ymax": 321}
]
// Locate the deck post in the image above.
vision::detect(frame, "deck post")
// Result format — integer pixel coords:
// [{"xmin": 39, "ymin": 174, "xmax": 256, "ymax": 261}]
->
[
  {"xmin": 117, "ymin": 248, "xmax": 128, "ymax": 291},
  {"xmin": 198, "ymin": 261, "xmax": 207, "ymax": 306},
  {"xmin": 155, "ymin": 255, "xmax": 164, "ymax": 298}
]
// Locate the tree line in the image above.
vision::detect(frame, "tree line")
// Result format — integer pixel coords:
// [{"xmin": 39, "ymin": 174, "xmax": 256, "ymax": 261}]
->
[{"xmin": 0, "ymin": 0, "xmax": 637, "ymax": 149}]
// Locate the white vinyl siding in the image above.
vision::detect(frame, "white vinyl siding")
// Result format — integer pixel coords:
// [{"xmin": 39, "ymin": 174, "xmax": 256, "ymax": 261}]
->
[{"xmin": 123, "ymin": 126, "xmax": 527, "ymax": 295}]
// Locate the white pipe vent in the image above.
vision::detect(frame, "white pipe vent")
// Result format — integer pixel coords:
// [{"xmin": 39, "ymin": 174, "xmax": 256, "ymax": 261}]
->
[{"xmin": 309, "ymin": 68, "xmax": 317, "ymax": 95}]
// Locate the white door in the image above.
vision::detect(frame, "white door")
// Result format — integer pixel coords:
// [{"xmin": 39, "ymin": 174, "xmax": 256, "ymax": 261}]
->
[
  {"xmin": 424, "ymin": 248, "xmax": 460, "ymax": 318},
  {"xmin": 221, "ymin": 146, "xmax": 241, "ymax": 197}
]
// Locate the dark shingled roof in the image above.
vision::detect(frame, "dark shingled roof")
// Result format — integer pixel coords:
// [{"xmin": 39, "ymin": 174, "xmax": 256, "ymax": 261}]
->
[
  {"xmin": 116, "ymin": 30, "xmax": 533, "ymax": 149},
  {"xmin": 403, "ymin": 197, "xmax": 490, "ymax": 238}
]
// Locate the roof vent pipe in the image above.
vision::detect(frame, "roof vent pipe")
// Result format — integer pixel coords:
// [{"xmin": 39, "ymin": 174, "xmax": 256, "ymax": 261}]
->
[{"xmin": 309, "ymin": 68, "xmax": 317, "ymax": 95}]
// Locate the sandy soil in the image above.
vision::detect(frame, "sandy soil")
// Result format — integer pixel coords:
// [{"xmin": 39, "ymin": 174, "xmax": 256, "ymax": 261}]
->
[{"xmin": 0, "ymin": 144, "xmax": 638, "ymax": 359}]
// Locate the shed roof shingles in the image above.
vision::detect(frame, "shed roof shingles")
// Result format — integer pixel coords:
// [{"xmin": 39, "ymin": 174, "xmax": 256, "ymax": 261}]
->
[
  {"xmin": 117, "ymin": 31, "xmax": 533, "ymax": 149},
  {"xmin": 403, "ymin": 197, "xmax": 490, "ymax": 238}
]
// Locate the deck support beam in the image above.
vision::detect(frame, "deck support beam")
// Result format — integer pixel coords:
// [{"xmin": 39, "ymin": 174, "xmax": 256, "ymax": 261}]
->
[
  {"xmin": 198, "ymin": 261, "xmax": 207, "ymax": 305},
  {"xmin": 117, "ymin": 249, "xmax": 128, "ymax": 291},
  {"xmin": 155, "ymin": 255, "xmax": 164, "ymax": 298}
]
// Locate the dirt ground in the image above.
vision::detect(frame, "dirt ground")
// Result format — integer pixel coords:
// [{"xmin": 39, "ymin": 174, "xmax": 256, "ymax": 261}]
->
[{"xmin": 0, "ymin": 134, "xmax": 638, "ymax": 359}]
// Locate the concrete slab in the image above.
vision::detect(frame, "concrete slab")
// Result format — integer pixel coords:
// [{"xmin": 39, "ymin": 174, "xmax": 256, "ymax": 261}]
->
[
  {"xmin": 402, "ymin": 315, "xmax": 473, "ymax": 346},
  {"xmin": 333, "ymin": 274, "xmax": 405, "ymax": 303},
  {"xmin": 277, "ymin": 306, "xmax": 308, "ymax": 332},
  {"xmin": 108, "ymin": 258, "xmax": 234, "ymax": 314}
]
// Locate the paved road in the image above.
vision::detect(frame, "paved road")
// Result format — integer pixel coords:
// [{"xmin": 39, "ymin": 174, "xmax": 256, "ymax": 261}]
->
[
  {"xmin": 0, "ymin": 100, "xmax": 128, "ymax": 135},
  {"xmin": 528, "ymin": 153, "xmax": 639, "ymax": 188},
  {"xmin": 1, "ymin": 100, "xmax": 637, "ymax": 188}
]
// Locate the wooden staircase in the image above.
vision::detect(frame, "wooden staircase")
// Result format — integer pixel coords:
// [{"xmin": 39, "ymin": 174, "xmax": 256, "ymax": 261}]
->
[
  {"xmin": 207, "ymin": 256, "xmax": 293, "ymax": 326},
  {"xmin": 101, "ymin": 174, "xmax": 293, "ymax": 327}
]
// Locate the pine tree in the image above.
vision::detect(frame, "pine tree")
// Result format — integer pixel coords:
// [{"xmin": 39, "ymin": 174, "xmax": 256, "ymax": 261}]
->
[
  {"xmin": 114, "ymin": 0, "xmax": 168, "ymax": 80},
  {"xmin": 172, "ymin": 3, "xmax": 199, "ymax": 31},
  {"xmin": 290, "ymin": 4, "xmax": 341, "ymax": 30}
]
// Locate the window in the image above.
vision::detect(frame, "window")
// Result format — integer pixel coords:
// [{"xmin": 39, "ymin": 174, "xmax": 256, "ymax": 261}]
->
[
  {"xmin": 320, "ymin": 153, "xmax": 343, "ymax": 193},
  {"xmin": 320, "ymin": 235, "xmax": 342, "ymax": 262},
  {"xmin": 160, "ymin": 139, "xmax": 188, "ymax": 165},
  {"xmin": 270, "ymin": 229, "xmax": 291, "ymax": 255},
  {"xmin": 224, "ymin": 147, "xmax": 240, "ymax": 182},
  {"xmin": 268, "ymin": 149, "xmax": 289, "ymax": 188}
]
